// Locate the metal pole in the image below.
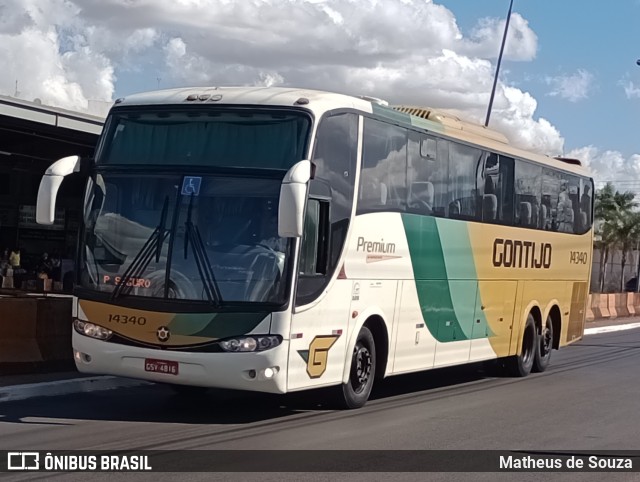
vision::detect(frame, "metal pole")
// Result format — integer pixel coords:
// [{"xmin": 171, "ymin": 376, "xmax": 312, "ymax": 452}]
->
[{"xmin": 485, "ymin": 0, "xmax": 514, "ymax": 127}]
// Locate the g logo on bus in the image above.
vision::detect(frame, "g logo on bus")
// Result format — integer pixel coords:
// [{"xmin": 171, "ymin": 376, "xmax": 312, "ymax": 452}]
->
[
  {"xmin": 157, "ymin": 326, "xmax": 171, "ymax": 342},
  {"xmin": 297, "ymin": 335, "xmax": 340, "ymax": 379}
]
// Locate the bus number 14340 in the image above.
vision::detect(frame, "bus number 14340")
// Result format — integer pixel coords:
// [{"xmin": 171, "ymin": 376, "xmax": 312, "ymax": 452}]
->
[{"xmin": 107, "ymin": 314, "xmax": 147, "ymax": 325}]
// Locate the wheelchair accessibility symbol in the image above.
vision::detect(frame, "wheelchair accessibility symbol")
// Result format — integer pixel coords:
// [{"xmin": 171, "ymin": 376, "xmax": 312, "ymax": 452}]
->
[{"xmin": 181, "ymin": 176, "xmax": 202, "ymax": 196}]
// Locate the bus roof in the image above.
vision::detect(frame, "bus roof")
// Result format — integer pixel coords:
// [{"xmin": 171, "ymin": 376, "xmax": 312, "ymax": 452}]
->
[
  {"xmin": 114, "ymin": 86, "xmax": 591, "ymax": 178},
  {"xmin": 114, "ymin": 86, "xmax": 374, "ymax": 115}
]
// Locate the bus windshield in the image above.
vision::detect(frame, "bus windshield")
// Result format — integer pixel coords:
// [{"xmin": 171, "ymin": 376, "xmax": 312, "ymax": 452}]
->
[
  {"xmin": 80, "ymin": 173, "xmax": 292, "ymax": 305},
  {"xmin": 77, "ymin": 107, "xmax": 311, "ymax": 306}
]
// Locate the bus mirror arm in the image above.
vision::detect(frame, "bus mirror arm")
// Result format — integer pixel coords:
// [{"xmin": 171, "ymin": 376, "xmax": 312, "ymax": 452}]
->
[
  {"xmin": 278, "ymin": 160, "xmax": 312, "ymax": 238},
  {"xmin": 36, "ymin": 155, "xmax": 85, "ymax": 225}
]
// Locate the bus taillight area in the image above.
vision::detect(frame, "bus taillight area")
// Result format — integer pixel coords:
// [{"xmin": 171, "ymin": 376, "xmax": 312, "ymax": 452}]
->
[{"xmin": 71, "ymin": 330, "xmax": 290, "ymax": 394}]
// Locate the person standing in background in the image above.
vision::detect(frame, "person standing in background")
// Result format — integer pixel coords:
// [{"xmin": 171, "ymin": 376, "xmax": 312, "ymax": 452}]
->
[{"xmin": 9, "ymin": 247, "xmax": 20, "ymax": 269}]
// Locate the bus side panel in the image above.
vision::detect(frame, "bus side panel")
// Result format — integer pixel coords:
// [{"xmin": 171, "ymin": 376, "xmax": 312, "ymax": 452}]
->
[
  {"xmin": 345, "ymin": 212, "xmax": 417, "ymax": 375},
  {"xmin": 468, "ymin": 222, "xmax": 592, "ymax": 353},
  {"xmin": 432, "ymin": 280, "xmax": 474, "ymax": 368},
  {"xmin": 509, "ymin": 281, "xmax": 526, "ymax": 357},
  {"xmin": 287, "ymin": 280, "xmax": 352, "ymax": 391},
  {"xmin": 391, "ymin": 280, "xmax": 437, "ymax": 374},
  {"xmin": 346, "ymin": 279, "xmax": 398, "ymax": 376},
  {"xmin": 565, "ymin": 280, "xmax": 588, "ymax": 345},
  {"xmin": 470, "ymin": 280, "xmax": 517, "ymax": 361}
]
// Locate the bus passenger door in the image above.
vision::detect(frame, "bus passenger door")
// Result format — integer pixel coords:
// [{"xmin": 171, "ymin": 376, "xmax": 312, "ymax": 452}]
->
[{"xmin": 470, "ymin": 281, "xmax": 517, "ymax": 361}]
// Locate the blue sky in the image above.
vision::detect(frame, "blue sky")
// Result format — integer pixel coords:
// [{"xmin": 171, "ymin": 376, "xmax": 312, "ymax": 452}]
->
[
  {"xmin": 1, "ymin": 0, "xmax": 639, "ymax": 186},
  {"xmin": 444, "ymin": 0, "xmax": 640, "ymax": 162}
]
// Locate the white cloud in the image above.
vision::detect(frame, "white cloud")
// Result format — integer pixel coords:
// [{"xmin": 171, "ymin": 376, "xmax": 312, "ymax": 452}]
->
[
  {"xmin": 0, "ymin": 0, "xmax": 582, "ymax": 157},
  {"xmin": 622, "ymin": 80, "xmax": 640, "ymax": 99},
  {"xmin": 566, "ymin": 146, "xmax": 640, "ymax": 194},
  {"xmin": 461, "ymin": 13, "xmax": 537, "ymax": 61},
  {"xmin": 545, "ymin": 69, "xmax": 594, "ymax": 102},
  {"xmin": 255, "ymin": 72, "xmax": 285, "ymax": 88},
  {"xmin": 0, "ymin": 0, "xmax": 118, "ymax": 114}
]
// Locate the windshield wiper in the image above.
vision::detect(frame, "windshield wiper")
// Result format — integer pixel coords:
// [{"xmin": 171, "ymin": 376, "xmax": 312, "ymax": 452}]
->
[
  {"xmin": 111, "ymin": 196, "xmax": 170, "ymax": 300},
  {"xmin": 183, "ymin": 193, "xmax": 223, "ymax": 307}
]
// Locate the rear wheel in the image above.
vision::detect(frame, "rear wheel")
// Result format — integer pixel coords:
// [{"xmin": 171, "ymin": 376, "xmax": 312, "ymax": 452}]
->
[
  {"xmin": 506, "ymin": 313, "xmax": 536, "ymax": 377},
  {"xmin": 339, "ymin": 326, "xmax": 376, "ymax": 409},
  {"xmin": 533, "ymin": 314, "xmax": 554, "ymax": 372}
]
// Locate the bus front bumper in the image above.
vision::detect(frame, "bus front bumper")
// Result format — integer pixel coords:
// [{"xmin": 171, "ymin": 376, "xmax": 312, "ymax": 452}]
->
[{"xmin": 72, "ymin": 331, "xmax": 289, "ymax": 394}]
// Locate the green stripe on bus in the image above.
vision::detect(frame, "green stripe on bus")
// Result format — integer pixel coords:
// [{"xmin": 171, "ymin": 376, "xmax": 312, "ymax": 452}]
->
[
  {"xmin": 168, "ymin": 312, "xmax": 269, "ymax": 339},
  {"xmin": 436, "ymin": 219, "xmax": 492, "ymax": 338},
  {"xmin": 401, "ymin": 215, "xmax": 492, "ymax": 342},
  {"xmin": 401, "ymin": 214, "xmax": 466, "ymax": 342}
]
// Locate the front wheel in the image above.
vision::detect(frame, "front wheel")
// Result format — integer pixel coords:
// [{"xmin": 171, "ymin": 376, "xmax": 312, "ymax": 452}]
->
[
  {"xmin": 339, "ymin": 326, "xmax": 376, "ymax": 409},
  {"xmin": 533, "ymin": 314, "xmax": 554, "ymax": 373},
  {"xmin": 506, "ymin": 313, "xmax": 536, "ymax": 377}
]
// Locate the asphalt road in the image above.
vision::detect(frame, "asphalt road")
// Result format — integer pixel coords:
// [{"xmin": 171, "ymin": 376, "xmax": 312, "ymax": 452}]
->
[{"xmin": 2, "ymin": 328, "xmax": 640, "ymax": 481}]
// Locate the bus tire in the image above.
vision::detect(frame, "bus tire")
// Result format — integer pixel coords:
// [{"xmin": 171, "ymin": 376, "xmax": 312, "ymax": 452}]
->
[
  {"xmin": 340, "ymin": 326, "xmax": 376, "ymax": 409},
  {"xmin": 533, "ymin": 314, "xmax": 553, "ymax": 373},
  {"xmin": 506, "ymin": 313, "xmax": 536, "ymax": 377}
]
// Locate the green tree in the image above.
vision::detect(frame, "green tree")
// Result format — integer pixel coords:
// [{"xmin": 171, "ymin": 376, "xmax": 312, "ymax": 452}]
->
[
  {"xmin": 615, "ymin": 210, "xmax": 640, "ymax": 292},
  {"xmin": 594, "ymin": 183, "xmax": 637, "ymax": 292}
]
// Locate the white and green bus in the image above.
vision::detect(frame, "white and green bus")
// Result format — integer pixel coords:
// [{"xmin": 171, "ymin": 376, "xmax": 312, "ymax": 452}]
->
[{"xmin": 37, "ymin": 87, "xmax": 593, "ymax": 408}]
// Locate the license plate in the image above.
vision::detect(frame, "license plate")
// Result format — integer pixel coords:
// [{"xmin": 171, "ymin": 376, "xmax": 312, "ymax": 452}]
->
[{"xmin": 144, "ymin": 358, "xmax": 179, "ymax": 375}]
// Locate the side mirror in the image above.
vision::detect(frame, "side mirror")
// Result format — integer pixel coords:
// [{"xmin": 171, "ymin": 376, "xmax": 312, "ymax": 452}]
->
[
  {"xmin": 36, "ymin": 155, "xmax": 83, "ymax": 225},
  {"xmin": 278, "ymin": 160, "xmax": 312, "ymax": 238}
]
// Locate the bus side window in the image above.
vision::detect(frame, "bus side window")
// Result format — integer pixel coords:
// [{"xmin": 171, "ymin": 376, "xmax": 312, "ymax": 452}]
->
[
  {"xmin": 579, "ymin": 178, "xmax": 593, "ymax": 233},
  {"xmin": 407, "ymin": 132, "xmax": 448, "ymax": 217},
  {"xmin": 296, "ymin": 112, "xmax": 357, "ymax": 306},
  {"xmin": 561, "ymin": 174, "xmax": 581, "ymax": 234},
  {"xmin": 298, "ymin": 199, "xmax": 330, "ymax": 276},
  {"xmin": 514, "ymin": 160, "xmax": 542, "ymax": 229},
  {"xmin": 448, "ymin": 142, "xmax": 481, "ymax": 220},
  {"xmin": 542, "ymin": 168, "xmax": 561, "ymax": 231},
  {"xmin": 481, "ymin": 153, "xmax": 514, "ymax": 224},
  {"xmin": 358, "ymin": 118, "xmax": 407, "ymax": 213}
]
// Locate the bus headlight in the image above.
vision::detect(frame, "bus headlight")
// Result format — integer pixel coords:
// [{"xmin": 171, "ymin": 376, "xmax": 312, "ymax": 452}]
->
[
  {"xmin": 219, "ymin": 335, "xmax": 281, "ymax": 352},
  {"xmin": 74, "ymin": 319, "xmax": 113, "ymax": 341}
]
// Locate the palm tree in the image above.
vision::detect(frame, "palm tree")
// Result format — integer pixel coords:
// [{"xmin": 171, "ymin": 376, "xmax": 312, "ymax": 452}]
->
[
  {"xmin": 595, "ymin": 183, "xmax": 616, "ymax": 292},
  {"xmin": 615, "ymin": 210, "xmax": 640, "ymax": 292},
  {"xmin": 594, "ymin": 183, "xmax": 637, "ymax": 292},
  {"xmin": 613, "ymin": 191, "xmax": 639, "ymax": 291}
]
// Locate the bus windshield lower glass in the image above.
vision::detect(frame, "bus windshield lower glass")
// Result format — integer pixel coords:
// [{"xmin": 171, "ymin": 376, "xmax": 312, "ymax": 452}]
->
[{"xmin": 80, "ymin": 174, "xmax": 291, "ymax": 305}]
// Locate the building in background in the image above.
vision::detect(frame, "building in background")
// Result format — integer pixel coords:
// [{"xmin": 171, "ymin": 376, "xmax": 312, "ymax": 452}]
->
[{"xmin": 0, "ymin": 95, "xmax": 104, "ymax": 290}]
